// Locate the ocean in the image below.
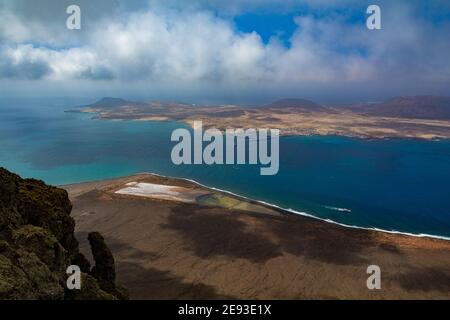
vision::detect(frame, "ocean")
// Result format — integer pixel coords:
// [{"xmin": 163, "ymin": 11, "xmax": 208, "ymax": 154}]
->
[{"xmin": 1, "ymin": 97, "xmax": 450, "ymax": 238}]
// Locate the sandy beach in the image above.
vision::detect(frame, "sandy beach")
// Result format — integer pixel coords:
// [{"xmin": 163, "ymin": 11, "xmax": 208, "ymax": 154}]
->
[{"xmin": 63, "ymin": 173, "xmax": 450, "ymax": 299}]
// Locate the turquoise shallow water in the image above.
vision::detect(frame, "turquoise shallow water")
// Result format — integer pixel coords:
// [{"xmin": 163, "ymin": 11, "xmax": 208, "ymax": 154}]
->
[{"xmin": 1, "ymin": 97, "xmax": 450, "ymax": 238}]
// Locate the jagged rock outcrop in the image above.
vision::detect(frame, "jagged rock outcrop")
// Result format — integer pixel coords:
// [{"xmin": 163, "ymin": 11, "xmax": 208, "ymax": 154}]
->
[
  {"xmin": 88, "ymin": 232, "xmax": 128, "ymax": 299},
  {"xmin": 0, "ymin": 167, "xmax": 128, "ymax": 300}
]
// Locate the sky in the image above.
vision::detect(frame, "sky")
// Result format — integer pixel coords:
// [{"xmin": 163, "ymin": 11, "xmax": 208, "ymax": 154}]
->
[{"xmin": 1, "ymin": 0, "xmax": 450, "ymax": 104}]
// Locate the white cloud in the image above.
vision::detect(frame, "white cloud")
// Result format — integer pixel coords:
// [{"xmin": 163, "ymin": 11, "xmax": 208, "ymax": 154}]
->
[
  {"xmin": 0, "ymin": 44, "xmax": 112, "ymax": 80},
  {"xmin": 0, "ymin": 1, "xmax": 449, "ymax": 101}
]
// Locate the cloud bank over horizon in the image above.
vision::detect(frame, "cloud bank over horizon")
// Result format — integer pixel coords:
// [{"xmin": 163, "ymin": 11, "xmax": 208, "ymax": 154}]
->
[{"xmin": 1, "ymin": 0, "xmax": 450, "ymax": 103}]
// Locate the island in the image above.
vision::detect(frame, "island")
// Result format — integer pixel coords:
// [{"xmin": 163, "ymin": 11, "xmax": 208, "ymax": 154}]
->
[{"xmin": 67, "ymin": 96, "xmax": 450, "ymax": 140}]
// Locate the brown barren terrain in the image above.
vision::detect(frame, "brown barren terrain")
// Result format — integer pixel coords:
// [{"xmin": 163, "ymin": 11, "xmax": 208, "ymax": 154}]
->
[
  {"xmin": 69, "ymin": 97, "xmax": 450, "ymax": 140},
  {"xmin": 64, "ymin": 174, "xmax": 450, "ymax": 300}
]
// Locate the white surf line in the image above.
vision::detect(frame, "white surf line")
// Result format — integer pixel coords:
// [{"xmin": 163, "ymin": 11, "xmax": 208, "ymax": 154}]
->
[
  {"xmin": 324, "ymin": 205, "xmax": 352, "ymax": 213},
  {"xmin": 139, "ymin": 172, "xmax": 450, "ymax": 242}
]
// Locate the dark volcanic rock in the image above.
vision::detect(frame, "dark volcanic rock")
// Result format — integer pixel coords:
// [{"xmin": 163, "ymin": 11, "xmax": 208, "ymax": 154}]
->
[
  {"xmin": 89, "ymin": 232, "xmax": 116, "ymax": 283},
  {"xmin": 89, "ymin": 232, "xmax": 128, "ymax": 300},
  {"xmin": 0, "ymin": 167, "xmax": 128, "ymax": 300}
]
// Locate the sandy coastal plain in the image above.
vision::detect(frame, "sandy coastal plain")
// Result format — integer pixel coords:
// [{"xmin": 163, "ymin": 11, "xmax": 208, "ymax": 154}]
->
[{"xmin": 63, "ymin": 174, "xmax": 450, "ymax": 299}]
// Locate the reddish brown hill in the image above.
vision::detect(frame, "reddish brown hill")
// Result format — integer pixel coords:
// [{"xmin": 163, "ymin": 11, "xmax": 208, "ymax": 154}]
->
[{"xmin": 346, "ymin": 96, "xmax": 450, "ymax": 120}]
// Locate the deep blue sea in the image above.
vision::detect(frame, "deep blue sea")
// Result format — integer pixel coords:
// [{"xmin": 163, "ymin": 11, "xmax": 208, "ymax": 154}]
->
[{"xmin": 1, "ymin": 97, "xmax": 450, "ymax": 238}]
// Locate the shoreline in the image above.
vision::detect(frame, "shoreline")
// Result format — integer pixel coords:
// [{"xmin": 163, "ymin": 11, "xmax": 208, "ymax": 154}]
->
[
  {"xmin": 67, "ymin": 171, "xmax": 450, "ymax": 299},
  {"xmin": 62, "ymin": 171, "xmax": 450, "ymax": 242}
]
